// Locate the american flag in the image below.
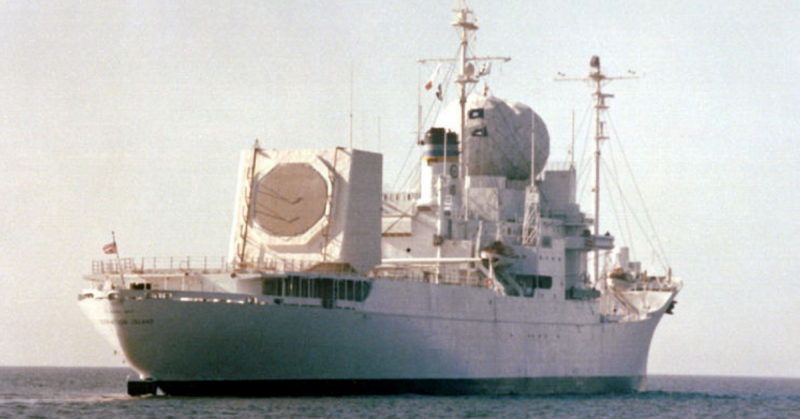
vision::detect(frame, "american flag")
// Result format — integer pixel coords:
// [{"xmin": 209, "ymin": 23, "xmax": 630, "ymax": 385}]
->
[{"xmin": 103, "ymin": 242, "xmax": 117, "ymax": 254}]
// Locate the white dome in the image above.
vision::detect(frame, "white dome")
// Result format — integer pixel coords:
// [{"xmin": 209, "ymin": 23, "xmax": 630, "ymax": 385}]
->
[{"xmin": 434, "ymin": 94, "xmax": 550, "ymax": 180}]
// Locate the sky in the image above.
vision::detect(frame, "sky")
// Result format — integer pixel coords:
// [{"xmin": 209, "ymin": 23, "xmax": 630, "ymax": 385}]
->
[{"xmin": 1, "ymin": 0, "xmax": 799, "ymax": 378}]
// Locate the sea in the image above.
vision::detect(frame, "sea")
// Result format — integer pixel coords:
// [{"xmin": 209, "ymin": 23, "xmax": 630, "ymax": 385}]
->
[{"xmin": 1, "ymin": 368, "xmax": 799, "ymax": 419}]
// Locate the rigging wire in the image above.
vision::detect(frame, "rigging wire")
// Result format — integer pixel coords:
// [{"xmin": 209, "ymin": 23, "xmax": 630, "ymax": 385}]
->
[
  {"xmin": 600, "ymin": 158, "xmax": 636, "ymax": 261},
  {"xmin": 575, "ymin": 98, "xmax": 593, "ymax": 174},
  {"xmin": 390, "ymin": 139, "xmax": 420, "ymax": 193},
  {"xmin": 606, "ymin": 112, "xmax": 671, "ymax": 268},
  {"xmin": 603, "ymin": 139, "xmax": 637, "ymax": 260},
  {"xmin": 602, "ymin": 125, "xmax": 635, "ymax": 252},
  {"xmin": 574, "ymin": 100, "xmax": 594, "ymax": 204},
  {"xmin": 601, "ymin": 161, "xmax": 668, "ymax": 271},
  {"xmin": 393, "ymin": 47, "xmax": 460, "ymax": 192},
  {"xmin": 397, "ymin": 160, "xmax": 422, "ymax": 193},
  {"xmin": 573, "ymin": 95, "xmax": 670, "ymax": 272}
]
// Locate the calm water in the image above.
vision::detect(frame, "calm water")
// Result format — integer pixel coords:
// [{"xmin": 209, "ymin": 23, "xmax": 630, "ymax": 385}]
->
[{"xmin": 1, "ymin": 367, "xmax": 799, "ymax": 419}]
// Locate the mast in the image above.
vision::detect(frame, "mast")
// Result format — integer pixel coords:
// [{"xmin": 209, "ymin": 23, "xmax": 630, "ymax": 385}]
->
[
  {"xmin": 452, "ymin": 2, "xmax": 478, "ymax": 220},
  {"xmin": 589, "ymin": 56, "xmax": 609, "ymax": 287},
  {"xmin": 557, "ymin": 56, "xmax": 635, "ymax": 285},
  {"xmin": 570, "ymin": 110, "xmax": 575, "ymax": 169},
  {"xmin": 417, "ymin": 1, "xmax": 509, "ymax": 247}
]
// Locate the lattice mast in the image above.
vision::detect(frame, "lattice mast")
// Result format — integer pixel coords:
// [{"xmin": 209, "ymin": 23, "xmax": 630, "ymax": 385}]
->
[
  {"xmin": 522, "ymin": 116, "xmax": 540, "ymax": 247},
  {"xmin": 237, "ymin": 140, "xmax": 261, "ymax": 269}
]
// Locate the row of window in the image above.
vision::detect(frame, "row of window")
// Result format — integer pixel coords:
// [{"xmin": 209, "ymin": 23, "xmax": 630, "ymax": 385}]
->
[
  {"xmin": 262, "ymin": 276, "xmax": 372, "ymax": 302},
  {"xmin": 514, "ymin": 275, "xmax": 554, "ymax": 298},
  {"xmin": 515, "ymin": 275, "xmax": 554, "ymax": 289}
]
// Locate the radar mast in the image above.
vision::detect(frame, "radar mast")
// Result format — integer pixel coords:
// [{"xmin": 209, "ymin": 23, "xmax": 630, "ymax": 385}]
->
[{"xmin": 557, "ymin": 56, "xmax": 636, "ymax": 285}]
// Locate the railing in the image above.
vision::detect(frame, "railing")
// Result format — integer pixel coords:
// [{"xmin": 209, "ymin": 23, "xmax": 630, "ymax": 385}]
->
[
  {"xmin": 91, "ymin": 256, "xmax": 362, "ymax": 276},
  {"xmin": 90, "ymin": 256, "xmax": 485, "ymax": 288},
  {"xmin": 372, "ymin": 266, "xmax": 482, "ymax": 287},
  {"xmin": 544, "ymin": 161, "xmax": 573, "ymax": 171},
  {"xmin": 92, "ymin": 256, "xmax": 232, "ymax": 275}
]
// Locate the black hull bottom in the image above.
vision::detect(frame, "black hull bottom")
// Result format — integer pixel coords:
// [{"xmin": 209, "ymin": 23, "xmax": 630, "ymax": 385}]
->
[{"xmin": 151, "ymin": 376, "xmax": 646, "ymax": 397}]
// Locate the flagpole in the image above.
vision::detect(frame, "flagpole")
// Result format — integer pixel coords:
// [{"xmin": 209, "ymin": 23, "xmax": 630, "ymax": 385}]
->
[{"xmin": 112, "ymin": 231, "xmax": 125, "ymax": 287}]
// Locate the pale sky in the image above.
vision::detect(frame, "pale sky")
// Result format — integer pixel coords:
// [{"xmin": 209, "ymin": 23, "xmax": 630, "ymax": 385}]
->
[{"xmin": 2, "ymin": 0, "xmax": 799, "ymax": 378}]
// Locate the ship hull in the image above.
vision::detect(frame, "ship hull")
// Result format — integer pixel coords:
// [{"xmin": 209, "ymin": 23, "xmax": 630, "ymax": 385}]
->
[
  {"xmin": 156, "ymin": 376, "xmax": 645, "ymax": 396},
  {"xmin": 79, "ymin": 278, "xmax": 669, "ymax": 396}
]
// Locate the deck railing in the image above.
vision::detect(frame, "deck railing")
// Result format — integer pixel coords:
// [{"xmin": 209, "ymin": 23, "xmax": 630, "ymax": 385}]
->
[
  {"xmin": 92, "ymin": 256, "xmax": 233, "ymax": 275},
  {"xmin": 91, "ymin": 256, "xmax": 361, "ymax": 276},
  {"xmin": 90, "ymin": 256, "xmax": 484, "ymax": 287}
]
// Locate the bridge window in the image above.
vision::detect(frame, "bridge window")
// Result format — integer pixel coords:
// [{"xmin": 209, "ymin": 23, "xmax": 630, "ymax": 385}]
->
[{"xmin": 262, "ymin": 276, "xmax": 372, "ymax": 302}]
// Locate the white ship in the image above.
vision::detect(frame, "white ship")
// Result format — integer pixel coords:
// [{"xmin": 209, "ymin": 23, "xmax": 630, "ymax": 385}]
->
[{"xmin": 79, "ymin": 2, "xmax": 681, "ymax": 396}]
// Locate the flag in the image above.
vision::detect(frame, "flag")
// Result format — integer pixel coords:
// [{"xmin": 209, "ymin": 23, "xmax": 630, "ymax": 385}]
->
[
  {"xmin": 103, "ymin": 242, "xmax": 117, "ymax": 254},
  {"xmin": 424, "ymin": 64, "xmax": 441, "ymax": 90},
  {"xmin": 478, "ymin": 62, "xmax": 492, "ymax": 77},
  {"xmin": 104, "ymin": 231, "xmax": 125, "ymax": 286}
]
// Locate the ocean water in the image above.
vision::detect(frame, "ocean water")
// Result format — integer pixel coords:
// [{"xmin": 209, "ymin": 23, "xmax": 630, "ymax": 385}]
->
[{"xmin": 1, "ymin": 368, "xmax": 799, "ymax": 419}]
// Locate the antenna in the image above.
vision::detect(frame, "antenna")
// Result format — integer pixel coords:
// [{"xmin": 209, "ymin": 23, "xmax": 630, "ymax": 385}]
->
[
  {"xmin": 570, "ymin": 109, "xmax": 575, "ymax": 169},
  {"xmin": 417, "ymin": 65, "xmax": 422, "ymax": 145},
  {"xmin": 349, "ymin": 63, "xmax": 354, "ymax": 149},
  {"xmin": 556, "ymin": 56, "xmax": 637, "ymax": 287}
]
